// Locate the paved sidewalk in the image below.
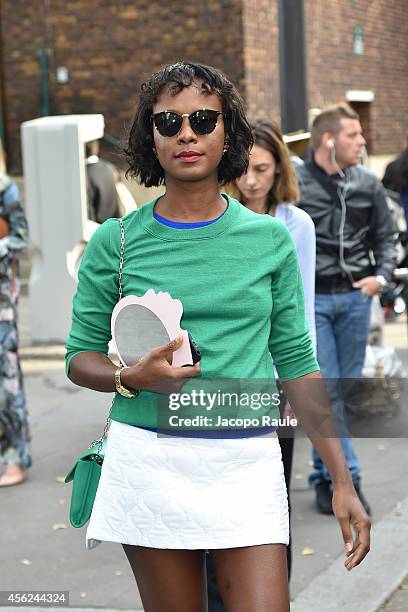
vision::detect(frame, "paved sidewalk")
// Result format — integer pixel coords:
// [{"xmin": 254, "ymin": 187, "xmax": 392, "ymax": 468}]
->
[
  {"xmin": 378, "ymin": 575, "xmax": 408, "ymax": 611},
  {"xmin": 291, "ymin": 496, "xmax": 408, "ymax": 612}
]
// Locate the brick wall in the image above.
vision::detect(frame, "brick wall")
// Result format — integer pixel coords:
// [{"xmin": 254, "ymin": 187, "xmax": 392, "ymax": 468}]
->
[
  {"xmin": 0, "ymin": 0, "xmax": 48, "ymax": 172},
  {"xmin": 0, "ymin": 0, "xmax": 245, "ymax": 172},
  {"xmin": 1, "ymin": 0, "xmax": 407, "ymax": 171},
  {"xmin": 305, "ymin": 0, "xmax": 408, "ymax": 154},
  {"xmin": 241, "ymin": 0, "xmax": 408, "ymax": 154}
]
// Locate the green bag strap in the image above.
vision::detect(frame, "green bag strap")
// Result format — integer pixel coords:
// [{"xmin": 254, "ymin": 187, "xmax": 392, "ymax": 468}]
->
[{"xmin": 91, "ymin": 217, "xmax": 125, "ymax": 453}]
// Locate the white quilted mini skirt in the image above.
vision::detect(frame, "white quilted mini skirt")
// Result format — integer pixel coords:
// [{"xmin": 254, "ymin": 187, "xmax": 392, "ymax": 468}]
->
[{"xmin": 86, "ymin": 420, "xmax": 289, "ymax": 550}]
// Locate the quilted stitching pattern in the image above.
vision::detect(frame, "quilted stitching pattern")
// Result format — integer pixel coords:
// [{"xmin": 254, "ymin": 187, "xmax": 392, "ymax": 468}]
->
[{"xmin": 86, "ymin": 421, "xmax": 289, "ymax": 550}]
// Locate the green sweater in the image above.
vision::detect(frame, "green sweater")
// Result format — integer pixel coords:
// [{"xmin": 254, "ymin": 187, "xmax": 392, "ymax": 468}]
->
[{"xmin": 66, "ymin": 195, "xmax": 318, "ymax": 427}]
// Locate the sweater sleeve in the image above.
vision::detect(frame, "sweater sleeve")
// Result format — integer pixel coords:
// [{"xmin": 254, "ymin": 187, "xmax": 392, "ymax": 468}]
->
[
  {"xmin": 65, "ymin": 218, "xmax": 119, "ymax": 373},
  {"xmin": 268, "ymin": 221, "xmax": 319, "ymax": 381}
]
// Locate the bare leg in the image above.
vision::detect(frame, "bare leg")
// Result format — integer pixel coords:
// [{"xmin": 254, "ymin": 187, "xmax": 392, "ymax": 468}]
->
[
  {"xmin": 123, "ymin": 545, "xmax": 207, "ymax": 612},
  {"xmin": 210, "ymin": 544, "xmax": 289, "ymax": 612}
]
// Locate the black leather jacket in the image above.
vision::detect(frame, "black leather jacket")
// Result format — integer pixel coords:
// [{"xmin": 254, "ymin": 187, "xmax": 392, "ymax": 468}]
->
[{"xmin": 296, "ymin": 160, "xmax": 397, "ymax": 287}]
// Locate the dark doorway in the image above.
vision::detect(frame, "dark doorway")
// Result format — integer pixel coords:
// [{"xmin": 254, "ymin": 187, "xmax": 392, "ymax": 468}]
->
[{"xmin": 348, "ymin": 101, "xmax": 373, "ymax": 154}]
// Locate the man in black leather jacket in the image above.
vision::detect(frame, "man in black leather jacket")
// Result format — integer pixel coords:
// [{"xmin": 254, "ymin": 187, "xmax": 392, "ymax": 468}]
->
[{"xmin": 296, "ymin": 103, "xmax": 397, "ymax": 515}]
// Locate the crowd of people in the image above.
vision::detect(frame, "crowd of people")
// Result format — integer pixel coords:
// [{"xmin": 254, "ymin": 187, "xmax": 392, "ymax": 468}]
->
[{"xmin": 0, "ymin": 60, "xmax": 406, "ymax": 610}]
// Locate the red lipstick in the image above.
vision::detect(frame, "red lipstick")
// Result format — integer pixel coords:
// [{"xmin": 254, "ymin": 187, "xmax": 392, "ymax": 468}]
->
[{"xmin": 175, "ymin": 150, "xmax": 203, "ymax": 162}]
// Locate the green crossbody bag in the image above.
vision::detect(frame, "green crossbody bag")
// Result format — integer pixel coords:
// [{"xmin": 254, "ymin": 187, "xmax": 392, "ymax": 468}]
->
[
  {"xmin": 64, "ymin": 438, "xmax": 107, "ymax": 528},
  {"xmin": 64, "ymin": 218, "xmax": 125, "ymax": 528}
]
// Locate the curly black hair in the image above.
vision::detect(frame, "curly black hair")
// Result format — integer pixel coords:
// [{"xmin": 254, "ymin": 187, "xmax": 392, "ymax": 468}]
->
[{"xmin": 125, "ymin": 62, "xmax": 253, "ymax": 187}]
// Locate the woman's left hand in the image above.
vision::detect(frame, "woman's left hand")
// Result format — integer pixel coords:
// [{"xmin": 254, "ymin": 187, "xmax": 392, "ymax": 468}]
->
[{"xmin": 332, "ymin": 483, "xmax": 371, "ymax": 571}]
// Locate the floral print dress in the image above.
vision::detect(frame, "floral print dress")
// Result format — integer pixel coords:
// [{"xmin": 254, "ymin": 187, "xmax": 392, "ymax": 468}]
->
[{"xmin": 0, "ymin": 173, "xmax": 30, "ymax": 469}]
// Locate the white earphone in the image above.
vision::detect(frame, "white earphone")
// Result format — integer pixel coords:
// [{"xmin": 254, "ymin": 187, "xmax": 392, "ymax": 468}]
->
[{"xmin": 327, "ymin": 137, "xmax": 345, "ymax": 178}]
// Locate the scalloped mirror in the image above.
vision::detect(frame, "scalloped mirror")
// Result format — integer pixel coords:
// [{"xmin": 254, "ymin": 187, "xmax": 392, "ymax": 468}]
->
[{"xmin": 111, "ymin": 289, "xmax": 193, "ymax": 367}]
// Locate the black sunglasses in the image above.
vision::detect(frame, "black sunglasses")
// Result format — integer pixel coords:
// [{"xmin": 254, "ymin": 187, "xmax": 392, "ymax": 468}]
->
[{"xmin": 152, "ymin": 109, "xmax": 223, "ymax": 137}]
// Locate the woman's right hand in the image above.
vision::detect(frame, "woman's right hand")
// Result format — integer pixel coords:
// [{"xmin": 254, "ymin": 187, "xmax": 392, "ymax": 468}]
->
[
  {"xmin": 121, "ymin": 335, "xmax": 201, "ymax": 395},
  {"xmin": 332, "ymin": 483, "xmax": 371, "ymax": 571}
]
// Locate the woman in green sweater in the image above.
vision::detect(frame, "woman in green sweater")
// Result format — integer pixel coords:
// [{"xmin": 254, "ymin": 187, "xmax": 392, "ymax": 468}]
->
[{"xmin": 66, "ymin": 62, "xmax": 370, "ymax": 611}]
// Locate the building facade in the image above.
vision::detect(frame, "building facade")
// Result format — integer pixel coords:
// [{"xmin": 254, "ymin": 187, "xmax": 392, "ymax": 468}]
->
[{"xmin": 0, "ymin": 0, "xmax": 407, "ymax": 172}]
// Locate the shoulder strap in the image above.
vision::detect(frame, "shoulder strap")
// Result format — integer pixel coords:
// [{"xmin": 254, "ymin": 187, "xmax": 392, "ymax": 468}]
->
[
  {"xmin": 118, "ymin": 217, "xmax": 125, "ymax": 300},
  {"xmin": 91, "ymin": 217, "xmax": 125, "ymax": 453},
  {"xmin": 305, "ymin": 161, "xmax": 342, "ymax": 208}
]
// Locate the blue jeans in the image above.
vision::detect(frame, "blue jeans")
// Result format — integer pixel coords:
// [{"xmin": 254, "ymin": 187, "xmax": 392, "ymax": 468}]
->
[{"xmin": 309, "ymin": 290, "xmax": 372, "ymax": 487}]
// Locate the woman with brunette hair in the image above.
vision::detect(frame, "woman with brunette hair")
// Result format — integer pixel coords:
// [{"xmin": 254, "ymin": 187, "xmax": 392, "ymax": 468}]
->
[
  {"xmin": 66, "ymin": 63, "xmax": 370, "ymax": 611},
  {"xmin": 236, "ymin": 120, "xmax": 315, "ymax": 342},
  {"xmin": 238, "ymin": 119, "xmax": 316, "ymax": 576}
]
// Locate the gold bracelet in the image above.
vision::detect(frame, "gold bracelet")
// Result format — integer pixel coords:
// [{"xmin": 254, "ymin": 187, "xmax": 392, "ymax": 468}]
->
[{"xmin": 114, "ymin": 366, "xmax": 140, "ymax": 398}]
